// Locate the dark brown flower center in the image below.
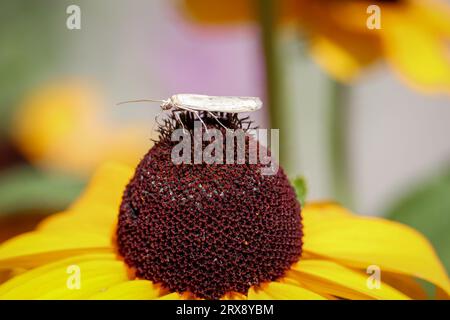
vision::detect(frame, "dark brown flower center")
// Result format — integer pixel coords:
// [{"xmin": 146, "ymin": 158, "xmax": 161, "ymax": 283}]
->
[{"xmin": 117, "ymin": 113, "xmax": 302, "ymax": 299}]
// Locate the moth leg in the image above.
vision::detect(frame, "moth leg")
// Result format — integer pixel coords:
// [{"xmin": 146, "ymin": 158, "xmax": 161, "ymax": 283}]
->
[
  {"xmin": 173, "ymin": 110, "xmax": 187, "ymax": 134},
  {"xmin": 179, "ymin": 106, "xmax": 209, "ymax": 133},
  {"xmin": 151, "ymin": 107, "xmax": 167, "ymax": 134},
  {"xmin": 207, "ymin": 111, "xmax": 230, "ymax": 131},
  {"xmin": 193, "ymin": 110, "xmax": 209, "ymax": 133}
]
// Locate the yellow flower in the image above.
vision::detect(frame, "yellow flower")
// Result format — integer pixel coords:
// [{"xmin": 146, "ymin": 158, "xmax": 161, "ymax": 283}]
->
[
  {"xmin": 11, "ymin": 81, "xmax": 151, "ymax": 177},
  {"xmin": 0, "ymin": 162, "xmax": 448, "ymax": 299},
  {"xmin": 182, "ymin": 0, "xmax": 450, "ymax": 94}
]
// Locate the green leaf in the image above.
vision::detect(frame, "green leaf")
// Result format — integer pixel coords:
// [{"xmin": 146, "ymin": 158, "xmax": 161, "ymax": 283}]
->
[
  {"xmin": 0, "ymin": 0, "xmax": 62, "ymax": 133},
  {"xmin": 0, "ymin": 165, "xmax": 85, "ymax": 215},
  {"xmin": 385, "ymin": 167, "xmax": 450, "ymax": 273},
  {"xmin": 292, "ymin": 176, "xmax": 308, "ymax": 207}
]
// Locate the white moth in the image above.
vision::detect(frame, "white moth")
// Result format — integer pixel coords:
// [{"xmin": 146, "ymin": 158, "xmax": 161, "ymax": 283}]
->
[{"xmin": 118, "ymin": 94, "xmax": 262, "ymax": 130}]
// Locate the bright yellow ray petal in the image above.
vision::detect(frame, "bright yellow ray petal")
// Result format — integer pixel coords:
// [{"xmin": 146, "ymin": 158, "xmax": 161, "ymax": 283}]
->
[
  {"xmin": 285, "ymin": 273, "xmax": 364, "ymax": 300},
  {"xmin": 290, "ymin": 259, "xmax": 409, "ymax": 300},
  {"xmin": 89, "ymin": 280, "xmax": 161, "ymax": 300},
  {"xmin": 302, "ymin": 203, "xmax": 450, "ymax": 297},
  {"xmin": 262, "ymin": 282, "xmax": 326, "ymax": 300},
  {"xmin": 221, "ymin": 292, "xmax": 247, "ymax": 300},
  {"xmin": 40, "ymin": 273, "xmax": 127, "ymax": 299},
  {"xmin": 158, "ymin": 292, "xmax": 183, "ymax": 300},
  {"xmin": 65, "ymin": 162, "xmax": 133, "ymax": 218},
  {"xmin": 247, "ymin": 287, "xmax": 273, "ymax": 300},
  {"xmin": 38, "ymin": 206, "xmax": 117, "ymax": 237},
  {"xmin": 380, "ymin": 272, "xmax": 428, "ymax": 300},
  {"xmin": 0, "ymin": 163, "xmax": 133, "ymax": 269},
  {"xmin": 302, "ymin": 202, "xmax": 353, "ymax": 219},
  {"xmin": 0, "ymin": 253, "xmax": 129, "ymax": 299},
  {"xmin": 0, "ymin": 232, "xmax": 112, "ymax": 269},
  {"xmin": 0, "ymin": 270, "xmax": 13, "ymax": 285}
]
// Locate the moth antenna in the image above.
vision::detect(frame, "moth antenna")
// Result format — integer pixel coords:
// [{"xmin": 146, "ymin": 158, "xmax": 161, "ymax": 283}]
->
[{"xmin": 116, "ymin": 99, "xmax": 166, "ymax": 106}]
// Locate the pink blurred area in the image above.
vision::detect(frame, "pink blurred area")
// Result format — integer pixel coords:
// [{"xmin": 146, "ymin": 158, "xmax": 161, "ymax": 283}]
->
[
  {"xmin": 160, "ymin": 6, "xmax": 265, "ymax": 100},
  {"xmin": 78, "ymin": 0, "xmax": 267, "ymax": 126}
]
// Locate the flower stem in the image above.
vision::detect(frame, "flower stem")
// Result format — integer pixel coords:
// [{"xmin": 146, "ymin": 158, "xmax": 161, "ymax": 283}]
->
[
  {"xmin": 257, "ymin": 0, "xmax": 287, "ymax": 167},
  {"xmin": 329, "ymin": 80, "xmax": 353, "ymax": 207}
]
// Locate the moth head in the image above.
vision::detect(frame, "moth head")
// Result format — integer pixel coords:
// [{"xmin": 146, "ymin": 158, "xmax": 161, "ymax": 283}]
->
[{"xmin": 161, "ymin": 100, "xmax": 172, "ymax": 110}]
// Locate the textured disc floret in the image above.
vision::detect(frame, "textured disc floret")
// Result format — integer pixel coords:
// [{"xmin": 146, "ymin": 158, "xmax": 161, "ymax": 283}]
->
[{"xmin": 117, "ymin": 113, "xmax": 302, "ymax": 299}]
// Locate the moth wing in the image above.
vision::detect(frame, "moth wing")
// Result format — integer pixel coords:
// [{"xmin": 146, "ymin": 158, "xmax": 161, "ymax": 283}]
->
[{"xmin": 171, "ymin": 94, "xmax": 262, "ymax": 113}]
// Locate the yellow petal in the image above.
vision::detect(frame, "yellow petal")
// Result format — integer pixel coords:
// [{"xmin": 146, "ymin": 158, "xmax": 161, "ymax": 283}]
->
[
  {"xmin": 247, "ymin": 287, "xmax": 273, "ymax": 300},
  {"xmin": 12, "ymin": 81, "xmax": 149, "ymax": 176},
  {"xmin": 0, "ymin": 163, "xmax": 133, "ymax": 269},
  {"xmin": 221, "ymin": 292, "xmax": 247, "ymax": 300},
  {"xmin": 409, "ymin": 0, "xmax": 450, "ymax": 37},
  {"xmin": 0, "ymin": 232, "xmax": 112, "ymax": 269},
  {"xmin": 381, "ymin": 272, "xmax": 428, "ymax": 300},
  {"xmin": 301, "ymin": 202, "xmax": 353, "ymax": 219},
  {"xmin": 302, "ymin": 203, "xmax": 450, "ymax": 297},
  {"xmin": 290, "ymin": 0, "xmax": 382, "ymax": 81},
  {"xmin": 262, "ymin": 282, "xmax": 326, "ymax": 300},
  {"xmin": 181, "ymin": 0, "xmax": 300, "ymax": 25},
  {"xmin": 309, "ymin": 31, "xmax": 381, "ymax": 82},
  {"xmin": 0, "ymin": 270, "xmax": 13, "ymax": 285},
  {"xmin": 290, "ymin": 259, "xmax": 409, "ymax": 300},
  {"xmin": 38, "ymin": 206, "xmax": 117, "ymax": 238},
  {"xmin": 11, "ymin": 82, "xmax": 101, "ymax": 174},
  {"xmin": 382, "ymin": 8, "xmax": 450, "ymax": 94},
  {"xmin": 89, "ymin": 280, "xmax": 162, "ymax": 300},
  {"xmin": 67, "ymin": 162, "xmax": 133, "ymax": 216},
  {"xmin": 158, "ymin": 292, "xmax": 183, "ymax": 300},
  {"xmin": 320, "ymin": 1, "xmax": 382, "ymax": 33},
  {"xmin": 182, "ymin": 0, "xmax": 255, "ymax": 24},
  {"xmin": 0, "ymin": 253, "xmax": 129, "ymax": 299}
]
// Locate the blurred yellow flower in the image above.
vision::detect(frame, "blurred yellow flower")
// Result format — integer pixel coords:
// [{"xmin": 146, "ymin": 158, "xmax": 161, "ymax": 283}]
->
[
  {"xmin": 11, "ymin": 81, "xmax": 151, "ymax": 177},
  {"xmin": 182, "ymin": 0, "xmax": 450, "ymax": 94},
  {"xmin": 0, "ymin": 162, "xmax": 448, "ymax": 299}
]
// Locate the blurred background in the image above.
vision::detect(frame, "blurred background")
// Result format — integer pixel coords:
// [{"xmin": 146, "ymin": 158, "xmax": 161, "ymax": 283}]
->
[{"xmin": 0, "ymin": 0, "xmax": 449, "ymax": 271}]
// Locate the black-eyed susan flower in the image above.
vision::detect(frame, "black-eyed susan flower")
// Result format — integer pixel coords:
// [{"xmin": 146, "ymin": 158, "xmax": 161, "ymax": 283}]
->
[
  {"xmin": 0, "ymin": 113, "xmax": 449, "ymax": 300},
  {"xmin": 181, "ymin": 0, "xmax": 450, "ymax": 94}
]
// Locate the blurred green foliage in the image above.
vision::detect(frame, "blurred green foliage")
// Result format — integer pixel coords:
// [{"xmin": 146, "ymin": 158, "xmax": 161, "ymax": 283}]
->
[
  {"xmin": 0, "ymin": 0, "xmax": 73, "ymax": 215},
  {"xmin": 0, "ymin": 0, "xmax": 61, "ymax": 132},
  {"xmin": 386, "ymin": 167, "xmax": 450, "ymax": 272},
  {"xmin": 292, "ymin": 176, "xmax": 308, "ymax": 207},
  {"xmin": 0, "ymin": 165, "xmax": 85, "ymax": 215}
]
